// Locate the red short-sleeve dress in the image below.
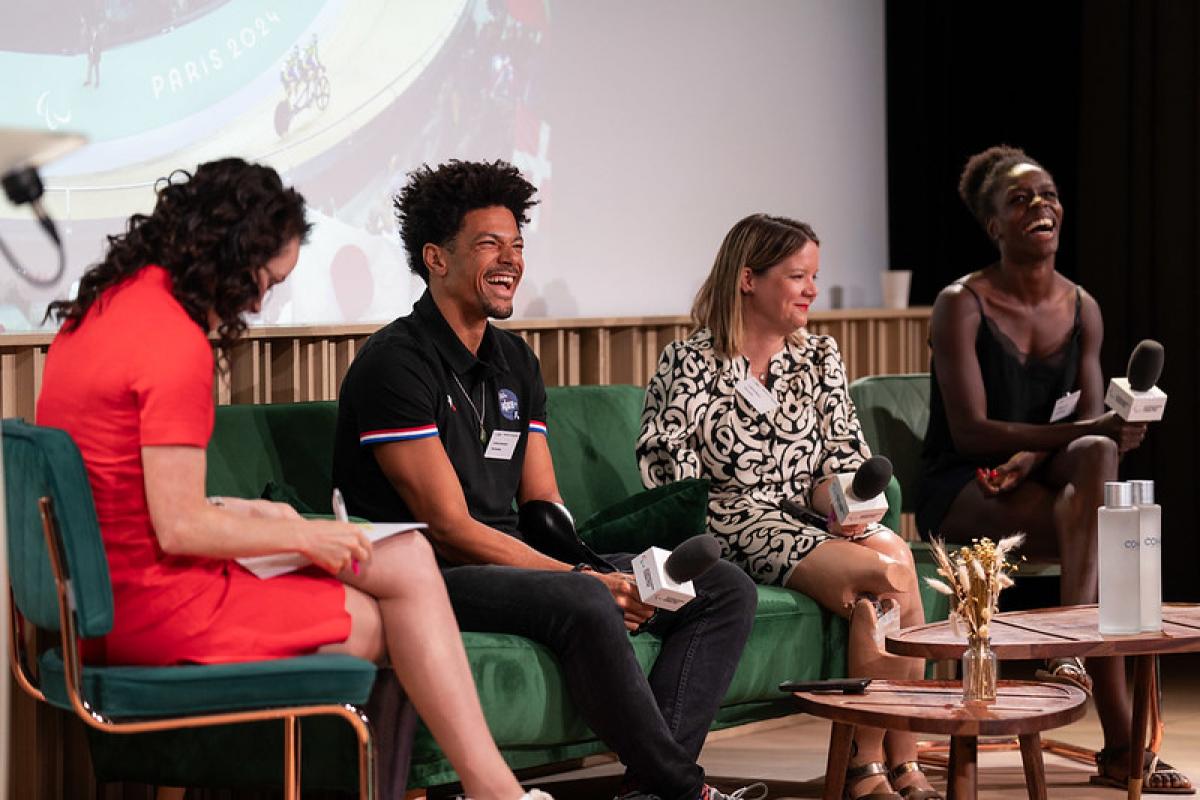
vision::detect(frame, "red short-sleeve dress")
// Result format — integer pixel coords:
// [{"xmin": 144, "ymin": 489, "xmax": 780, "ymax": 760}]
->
[{"xmin": 37, "ymin": 265, "xmax": 350, "ymax": 665}]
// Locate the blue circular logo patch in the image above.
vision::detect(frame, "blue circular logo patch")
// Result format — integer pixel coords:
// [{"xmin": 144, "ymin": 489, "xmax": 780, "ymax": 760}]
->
[{"xmin": 498, "ymin": 388, "xmax": 520, "ymax": 421}]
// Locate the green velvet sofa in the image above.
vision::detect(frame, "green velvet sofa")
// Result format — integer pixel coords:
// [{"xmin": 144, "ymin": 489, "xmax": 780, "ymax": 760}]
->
[
  {"xmin": 88, "ymin": 383, "xmax": 945, "ymax": 794},
  {"xmin": 211, "ymin": 383, "xmax": 951, "ymax": 793}
]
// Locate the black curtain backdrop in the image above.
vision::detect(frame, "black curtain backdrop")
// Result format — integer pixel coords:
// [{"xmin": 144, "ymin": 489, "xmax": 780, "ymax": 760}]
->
[{"xmin": 887, "ymin": 0, "xmax": 1200, "ymax": 600}]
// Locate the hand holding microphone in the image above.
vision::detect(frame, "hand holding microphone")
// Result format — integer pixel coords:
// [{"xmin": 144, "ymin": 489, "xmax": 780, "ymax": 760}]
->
[
  {"xmin": 827, "ymin": 456, "xmax": 892, "ymax": 530},
  {"xmin": 631, "ymin": 534, "xmax": 722, "ymax": 611}
]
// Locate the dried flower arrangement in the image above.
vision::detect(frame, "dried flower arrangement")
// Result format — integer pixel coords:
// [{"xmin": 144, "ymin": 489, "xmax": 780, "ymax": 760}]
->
[
  {"xmin": 923, "ymin": 534, "xmax": 1025, "ymax": 701},
  {"xmin": 923, "ymin": 534, "xmax": 1026, "ymax": 640}
]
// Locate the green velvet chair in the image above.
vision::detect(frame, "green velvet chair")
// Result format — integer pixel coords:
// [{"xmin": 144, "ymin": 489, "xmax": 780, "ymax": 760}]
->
[{"xmin": 3, "ymin": 419, "xmax": 380, "ymax": 799}]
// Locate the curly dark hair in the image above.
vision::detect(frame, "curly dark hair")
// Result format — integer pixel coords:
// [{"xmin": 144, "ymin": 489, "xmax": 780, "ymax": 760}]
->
[
  {"xmin": 46, "ymin": 157, "xmax": 310, "ymax": 355},
  {"xmin": 393, "ymin": 159, "xmax": 538, "ymax": 282},
  {"xmin": 958, "ymin": 145, "xmax": 1047, "ymax": 229}
]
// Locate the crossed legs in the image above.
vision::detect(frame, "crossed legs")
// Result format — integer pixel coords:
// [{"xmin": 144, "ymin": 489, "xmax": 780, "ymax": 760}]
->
[
  {"xmin": 938, "ymin": 436, "xmax": 1131, "ymax": 746},
  {"xmin": 935, "ymin": 436, "xmax": 1191, "ymax": 790},
  {"xmin": 788, "ymin": 530, "xmax": 934, "ymax": 796},
  {"xmin": 320, "ymin": 532, "xmax": 527, "ymax": 800}
]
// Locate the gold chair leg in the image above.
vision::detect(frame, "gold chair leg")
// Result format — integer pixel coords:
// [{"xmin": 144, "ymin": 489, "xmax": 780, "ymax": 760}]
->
[{"xmin": 283, "ymin": 715, "xmax": 300, "ymax": 800}]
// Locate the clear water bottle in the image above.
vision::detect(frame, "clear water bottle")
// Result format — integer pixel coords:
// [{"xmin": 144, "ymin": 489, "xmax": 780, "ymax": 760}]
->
[
  {"xmin": 1131, "ymin": 480, "xmax": 1162, "ymax": 633},
  {"xmin": 1098, "ymin": 481, "xmax": 1141, "ymax": 635}
]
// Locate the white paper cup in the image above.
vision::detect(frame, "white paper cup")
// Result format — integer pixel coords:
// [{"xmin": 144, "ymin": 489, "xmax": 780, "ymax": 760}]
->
[{"xmin": 881, "ymin": 270, "xmax": 912, "ymax": 309}]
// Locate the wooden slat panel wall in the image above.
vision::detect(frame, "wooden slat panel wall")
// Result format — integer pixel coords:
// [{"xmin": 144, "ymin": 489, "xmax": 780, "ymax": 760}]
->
[
  {"xmin": 2, "ymin": 308, "xmax": 930, "ymax": 799},
  {"xmin": 0, "ymin": 309, "xmax": 931, "ymax": 416}
]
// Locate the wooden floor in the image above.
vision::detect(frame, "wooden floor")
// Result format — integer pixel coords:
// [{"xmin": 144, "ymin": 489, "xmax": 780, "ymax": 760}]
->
[{"xmin": 528, "ymin": 654, "xmax": 1200, "ymax": 799}]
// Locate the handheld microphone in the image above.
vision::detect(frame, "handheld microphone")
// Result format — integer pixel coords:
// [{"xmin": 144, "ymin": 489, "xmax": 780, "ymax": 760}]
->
[
  {"xmin": 1105, "ymin": 340, "xmax": 1167, "ymax": 422},
  {"xmin": 828, "ymin": 455, "xmax": 892, "ymax": 527},
  {"xmin": 632, "ymin": 534, "xmax": 721, "ymax": 611},
  {"xmin": 517, "ymin": 500, "xmax": 611, "ymax": 571}
]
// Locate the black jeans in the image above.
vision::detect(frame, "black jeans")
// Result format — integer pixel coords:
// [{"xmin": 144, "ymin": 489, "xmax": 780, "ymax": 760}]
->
[{"xmin": 441, "ymin": 555, "xmax": 757, "ymax": 800}]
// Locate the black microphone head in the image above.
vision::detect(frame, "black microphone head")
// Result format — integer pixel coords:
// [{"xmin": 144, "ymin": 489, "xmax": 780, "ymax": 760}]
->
[
  {"xmin": 664, "ymin": 534, "xmax": 721, "ymax": 583},
  {"xmin": 1127, "ymin": 339, "xmax": 1164, "ymax": 392},
  {"xmin": 850, "ymin": 455, "xmax": 892, "ymax": 500},
  {"xmin": 517, "ymin": 500, "xmax": 582, "ymax": 564}
]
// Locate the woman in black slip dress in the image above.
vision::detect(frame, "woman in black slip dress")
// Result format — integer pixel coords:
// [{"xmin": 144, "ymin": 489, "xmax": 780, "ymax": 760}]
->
[{"xmin": 917, "ymin": 145, "xmax": 1191, "ymax": 794}]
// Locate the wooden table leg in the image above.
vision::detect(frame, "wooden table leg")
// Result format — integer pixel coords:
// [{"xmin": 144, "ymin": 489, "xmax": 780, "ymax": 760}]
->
[
  {"xmin": 947, "ymin": 735, "xmax": 978, "ymax": 800},
  {"xmin": 1018, "ymin": 732, "xmax": 1047, "ymax": 800},
  {"xmin": 1129, "ymin": 654, "xmax": 1154, "ymax": 800},
  {"xmin": 823, "ymin": 722, "xmax": 855, "ymax": 800}
]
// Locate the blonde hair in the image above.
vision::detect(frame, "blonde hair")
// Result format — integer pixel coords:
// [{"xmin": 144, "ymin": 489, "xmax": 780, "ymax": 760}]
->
[{"xmin": 691, "ymin": 213, "xmax": 819, "ymax": 358}]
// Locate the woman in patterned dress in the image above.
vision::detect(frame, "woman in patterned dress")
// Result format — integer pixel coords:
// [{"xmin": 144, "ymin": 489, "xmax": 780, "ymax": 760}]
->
[{"xmin": 637, "ymin": 214, "xmax": 938, "ymax": 800}]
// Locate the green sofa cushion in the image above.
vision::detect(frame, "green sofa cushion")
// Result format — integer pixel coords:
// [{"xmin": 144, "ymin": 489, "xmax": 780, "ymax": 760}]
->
[
  {"xmin": 261, "ymin": 478, "xmax": 315, "ymax": 514},
  {"xmin": 577, "ymin": 478, "xmax": 710, "ymax": 553},
  {"xmin": 207, "ymin": 402, "xmax": 339, "ymax": 515},
  {"xmin": 849, "ymin": 374, "xmax": 931, "ymax": 515},
  {"xmin": 545, "ymin": 385, "xmax": 647, "ymax": 521},
  {"xmin": 38, "ymin": 651, "xmax": 376, "ymax": 718}
]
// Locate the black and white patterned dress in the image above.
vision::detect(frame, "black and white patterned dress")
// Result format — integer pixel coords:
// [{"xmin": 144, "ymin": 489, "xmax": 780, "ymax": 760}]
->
[{"xmin": 636, "ymin": 328, "xmax": 882, "ymax": 586}]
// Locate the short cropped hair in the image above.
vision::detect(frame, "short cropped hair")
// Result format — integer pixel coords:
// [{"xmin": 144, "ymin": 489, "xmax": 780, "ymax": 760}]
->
[
  {"xmin": 393, "ymin": 159, "xmax": 538, "ymax": 282},
  {"xmin": 691, "ymin": 213, "xmax": 820, "ymax": 358}
]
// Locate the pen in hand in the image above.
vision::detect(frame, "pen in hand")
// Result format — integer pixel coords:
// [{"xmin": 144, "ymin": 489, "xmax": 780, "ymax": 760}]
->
[{"xmin": 331, "ymin": 487, "xmax": 359, "ymax": 575}]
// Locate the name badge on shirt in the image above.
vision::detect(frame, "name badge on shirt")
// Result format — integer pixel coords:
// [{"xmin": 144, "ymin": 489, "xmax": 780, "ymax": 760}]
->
[
  {"xmin": 735, "ymin": 378, "xmax": 779, "ymax": 415},
  {"xmin": 1050, "ymin": 390, "xmax": 1081, "ymax": 422},
  {"xmin": 484, "ymin": 430, "xmax": 521, "ymax": 460}
]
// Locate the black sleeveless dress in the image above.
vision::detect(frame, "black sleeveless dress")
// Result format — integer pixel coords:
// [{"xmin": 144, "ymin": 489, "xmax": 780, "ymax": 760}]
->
[{"xmin": 915, "ymin": 282, "xmax": 1082, "ymax": 538}]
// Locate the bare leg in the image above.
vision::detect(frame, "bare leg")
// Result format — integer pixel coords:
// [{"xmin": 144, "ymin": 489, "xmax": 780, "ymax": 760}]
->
[
  {"xmin": 789, "ymin": 539, "xmax": 914, "ymax": 796},
  {"xmin": 1041, "ymin": 436, "xmax": 1131, "ymax": 751},
  {"xmin": 939, "ymin": 436, "xmax": 1130, "ymax": 752},
  {"xmin": 857, "ymin": 533, "xmax": 936, "ymax": 795},
  {"xmin": 320, "ymin": 532, "xmax": 525, "ymax": 800}
]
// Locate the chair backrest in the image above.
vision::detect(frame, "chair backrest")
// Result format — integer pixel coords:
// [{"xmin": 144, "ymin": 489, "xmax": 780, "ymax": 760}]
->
[
  {"xmin": 3, "ymin": 419, "xmax": 113, "ymax": 638},
  {"xmin": 848, "ymin": 374, "xmax": 931, "ymax": 515}
]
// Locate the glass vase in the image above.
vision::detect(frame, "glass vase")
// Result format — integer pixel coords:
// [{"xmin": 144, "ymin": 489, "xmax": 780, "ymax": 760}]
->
[{"xmin": 961, "ymin": 634, "xmax": 997, "ymax": 703}]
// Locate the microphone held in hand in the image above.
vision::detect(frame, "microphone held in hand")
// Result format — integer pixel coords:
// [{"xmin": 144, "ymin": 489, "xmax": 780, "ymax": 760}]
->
[
  {"xmin": 850, "ymin": 456, "xmax": 893, "ymax": 501},
  {"xmin": 1105, "ymin": 339, "xmax": 1167, "ymax": 422},
  {"xmin": 663, "ymin": 533, "xmax": 722, "ymax": 583},
  {"xmin": 829, "ymin": 456, "xmax": 892, "ymax": 528},
  {"xmin": 1127, "ymin": 339, "xmax": 1164, "ymax": 392},
  {"xmin": 633, "ymin": 534, "xmax": 722, "ymax": 611},
  {"xmin": 517, "ymin": 500, "xmax": 613, "ymax": 571}
]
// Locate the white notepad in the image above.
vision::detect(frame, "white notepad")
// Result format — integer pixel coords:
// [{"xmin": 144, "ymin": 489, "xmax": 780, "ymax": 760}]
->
[{"xmin": 236, "ymin": 522, "xmax": 427, "ymax": 579}]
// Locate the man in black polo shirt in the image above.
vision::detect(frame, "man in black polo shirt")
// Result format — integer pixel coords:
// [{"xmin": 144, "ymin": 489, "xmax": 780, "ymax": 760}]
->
[{"xmin": 333, "ymin": 160, "xmax": 760, "ymax": 800}]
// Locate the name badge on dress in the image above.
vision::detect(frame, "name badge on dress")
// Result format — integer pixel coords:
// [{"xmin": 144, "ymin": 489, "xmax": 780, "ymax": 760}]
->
[
  {"xmin": 484, "ymin": 430, "xmax": 521, "ymax": 460},
  {"xmin": 735, "ymin": 378, "xmax": 779, "ymax": 415},
  {"xmin": 1049, "ymin": 390, "xmax": 1081, "ymax": 422}
]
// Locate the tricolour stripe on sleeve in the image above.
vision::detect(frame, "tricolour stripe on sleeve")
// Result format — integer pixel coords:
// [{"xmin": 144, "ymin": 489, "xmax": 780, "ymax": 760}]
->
[
  {"xmin": 360, "ymin": 425, "xmax": 439, "ymax": 445},
  {"xmin": 528, "ymin": 420, "xmax": 548, "ymax": 435}
]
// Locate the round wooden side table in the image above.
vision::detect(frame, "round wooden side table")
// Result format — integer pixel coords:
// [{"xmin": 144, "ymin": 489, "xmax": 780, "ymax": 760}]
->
[{"xmin": 789, "ymin": 679, "xmax": 1087, "ymax": 800}]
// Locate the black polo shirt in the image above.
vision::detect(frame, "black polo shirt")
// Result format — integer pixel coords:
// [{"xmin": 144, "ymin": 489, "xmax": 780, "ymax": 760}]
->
[{"xmin": 332, "ymin": 290, "xmax": 547, "ymax": 534}]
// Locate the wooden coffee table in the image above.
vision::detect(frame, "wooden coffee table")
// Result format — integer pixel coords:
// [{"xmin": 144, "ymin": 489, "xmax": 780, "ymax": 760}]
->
[
  {"xmin": 790, "ymin": 680, "xmax": 1086, "ymax": 800},
  {"xmin": 887, "ymin": 603, "xmax": 1200, "ymax": 800}
]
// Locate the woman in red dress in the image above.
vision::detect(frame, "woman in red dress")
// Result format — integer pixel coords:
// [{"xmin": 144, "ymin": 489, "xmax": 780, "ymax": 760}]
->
[{"xmin": 37, "ymin": 158, "xmax": 549, "ymax": 800}]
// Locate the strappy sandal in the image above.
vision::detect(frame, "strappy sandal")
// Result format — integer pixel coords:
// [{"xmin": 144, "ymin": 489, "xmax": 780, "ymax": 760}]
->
[
  {"xmin": 1034, "ymin": 656, "xmax": 1093, "ymax": 696},
  {"xmin": 1090, "ymin": 745, "xmax": 1195, "ymax": 795},
  {"xmin": 887, "ymin": 761, "xmax": 944, "ymax": 800},
  {"xmin": 844, "ymin": 761, "xmax": 902, "ymax": 800}
]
